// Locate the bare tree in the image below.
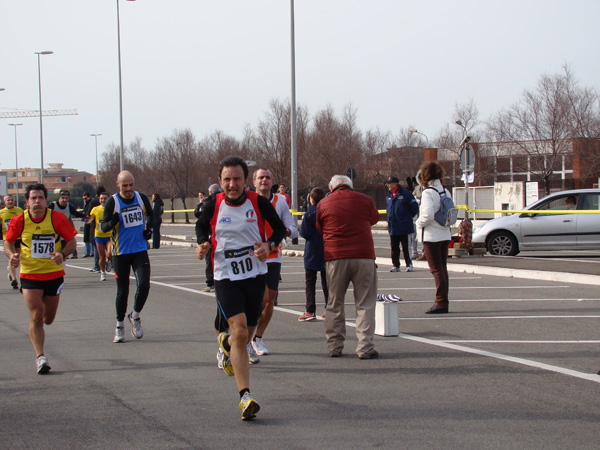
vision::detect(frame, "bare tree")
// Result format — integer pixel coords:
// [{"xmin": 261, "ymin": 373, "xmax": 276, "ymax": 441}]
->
[
  {"xmin": 155, "ymin": 129, "xmax": 201, "ymax": 223},
  {"xmin": 488, "ymin": 72, "xmax": 575, "ymax": 194}
]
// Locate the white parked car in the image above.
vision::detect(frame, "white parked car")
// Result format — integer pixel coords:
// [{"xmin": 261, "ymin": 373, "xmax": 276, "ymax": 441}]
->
[{"xmin": 471, "ymin": 189, "xmax": 600, "ymax": 256}]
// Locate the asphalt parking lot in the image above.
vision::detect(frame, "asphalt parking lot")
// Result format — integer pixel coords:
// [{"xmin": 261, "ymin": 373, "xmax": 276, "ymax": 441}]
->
[{"xmin": 1, "ymin": 230, "xmax": 599, "ymax": 449}]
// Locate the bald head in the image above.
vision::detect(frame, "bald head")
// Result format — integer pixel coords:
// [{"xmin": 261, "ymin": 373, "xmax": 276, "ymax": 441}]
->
[{"xmin": 117, "ymin": 170, "xmax": 135, "ymax": 199}]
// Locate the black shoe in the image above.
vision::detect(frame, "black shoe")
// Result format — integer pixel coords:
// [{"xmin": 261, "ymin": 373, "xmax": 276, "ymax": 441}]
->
[
  {"xmin": 70, "ymin": 255, "xmax": 78, "ymax": 259},
  {"xmin": 425, "ymin": 305, "xmax": 449, "ymax": 314}
]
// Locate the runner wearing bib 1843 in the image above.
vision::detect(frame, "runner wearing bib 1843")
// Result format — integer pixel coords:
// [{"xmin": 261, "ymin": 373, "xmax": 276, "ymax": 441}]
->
[
  {"xmin": 101, "ymin": 171, "xmax": 153, "ymax": 344},
  {"xmin": 3, "ymin": 184, "xmax": 77, "ymax": 374},
  {"xmin": 196, "ymin": 156, "xmax": 285, "ymax": 421}
]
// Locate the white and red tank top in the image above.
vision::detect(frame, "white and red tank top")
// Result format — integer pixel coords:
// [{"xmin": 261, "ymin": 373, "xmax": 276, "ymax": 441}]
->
[{"xmin": 210, "ymin": 191, "xmax": 268, "ymax": 281}]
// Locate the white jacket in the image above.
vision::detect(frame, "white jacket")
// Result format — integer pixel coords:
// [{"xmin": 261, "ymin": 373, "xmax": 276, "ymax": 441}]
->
[{"xmin": 416, "ymin": 179, "xmax": 452, "ymax": 243}]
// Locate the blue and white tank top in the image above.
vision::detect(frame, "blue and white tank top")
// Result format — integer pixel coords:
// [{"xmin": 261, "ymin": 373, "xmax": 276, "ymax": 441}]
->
[{"xmin": 111, "ymin": 191, "xmax": 147, "ymax": 255}]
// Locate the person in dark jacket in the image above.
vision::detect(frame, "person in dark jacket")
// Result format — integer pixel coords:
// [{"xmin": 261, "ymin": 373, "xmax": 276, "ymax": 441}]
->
[
  {"xmin": 151, "ymin": 193, "xmax": 164, "ymax": 249},
  {"xmin": 298, "ymin": 187, "xmax": 329, "ymax": 322},
  {"xmin": 385, "ymin": 176, "xmax": 419, "ymax": 272},
  {"xmin": 196, "ymin": 184, "xmax": 220, "ymax": 291}
]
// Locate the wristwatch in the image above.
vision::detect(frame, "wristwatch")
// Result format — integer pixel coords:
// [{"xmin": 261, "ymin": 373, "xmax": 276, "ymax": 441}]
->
[{"xmin": 268, "ymin": 241, "xmax": 277, "ymax": 252}]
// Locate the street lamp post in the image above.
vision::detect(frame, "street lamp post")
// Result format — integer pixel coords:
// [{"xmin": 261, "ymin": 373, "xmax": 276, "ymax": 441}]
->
[
  {"xmin": 8, "ymin": 123, "xmax": 23, "ymax": 207},
  {"xmin": 409, "ymin": 127, "xmax": 429, "ymax": 147},
  {"xmin": 35, "ymin": 51, "xmax": 53, "ymax": 184},
  {"xmin": 455, "ymin": 120, "xmax": 470, "ymax": 220},
  {"xmin": 116, "ymin": 0, "xmax": 136, "ymax": 172},
  {"xmin": 91, "ymin": 134, "xmax": 102, "ymax": 187},
  {"xmin": 289, "ymin": 0, "xmax": 299, "ymax": 244}
]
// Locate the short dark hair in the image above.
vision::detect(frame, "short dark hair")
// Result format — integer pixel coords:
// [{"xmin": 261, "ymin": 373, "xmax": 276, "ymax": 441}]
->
[
  {"xmin": 219, "ymin": 156, "xmax": 249, "ymax": 180},
  {"xmin": 96, "ymin": 185, "xmax": 106, "ymax": 197},
  {"xmin": 59, "ymin": 189, "xmax": 70, "ymax": 197},
  {"xmin": 309, "ymin": 187, "xmax": 326, "ymax": 205},
  {"xmin": 153, "ymin": 193, "xmax": 161, "ymax": 201},
  {"xmin": 26, "ymin": 184, "xmax": 48, "ymax": 200},
  {"xmin": 83, "ymin": 192, "xmax": 91, "ymax": 197}
]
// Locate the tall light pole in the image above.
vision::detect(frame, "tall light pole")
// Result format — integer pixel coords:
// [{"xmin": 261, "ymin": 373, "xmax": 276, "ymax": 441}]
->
[
  {"xmin": 35, "ymin": 51, "xmax": 53, "ymax": 184},
  {"xmin": 91, "ymin": 134, "xmax": 102, "ymax": 187},
  {"xmin": 289, "ymin": 0, "xmax": 299, "ymax": 243},
  {"xmin": 8, "ymin": 123, "xmax": 23, "ymax": 207},
  {"xmin": 409, "ymin": 127, "xmax": 429, "ymax": 147},
  {"xmin": 455, "ymin": 120, "xmax": 470, "ymax": 220},
  {"xmin": 116, "ymin": 0, "xmax": 136, "ymax": 172}
]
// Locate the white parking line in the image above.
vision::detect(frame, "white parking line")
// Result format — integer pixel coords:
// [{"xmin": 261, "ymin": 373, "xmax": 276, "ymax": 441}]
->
[
  {"xmin": 442, "ymin": 340, "xmax": 600, "ymax": 344},
  {"xmin": 399, "ymin": 315, "xmax": 600, "ymax": 320},
  {"xmin": 72, "ymin": 263, "xmax": 599, "ymax": 384}
]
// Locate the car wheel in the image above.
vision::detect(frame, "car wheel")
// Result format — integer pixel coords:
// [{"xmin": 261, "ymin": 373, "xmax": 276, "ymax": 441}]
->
[{"xmin": 487, "ymin": 231, "xmax": 519, "ymax": 256}]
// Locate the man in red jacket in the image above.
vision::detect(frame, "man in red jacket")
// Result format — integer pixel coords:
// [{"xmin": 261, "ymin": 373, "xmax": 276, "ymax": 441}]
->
[{"xmin": 316, "ymin": 175, "xmax": 380, "ymax": 359}]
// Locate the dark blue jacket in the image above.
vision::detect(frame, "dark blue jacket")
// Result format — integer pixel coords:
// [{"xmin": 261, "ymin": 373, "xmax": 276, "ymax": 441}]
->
[
  {"xmin": 386, "ymin": 187, "xmax": 419, "ymax": 235},
  {"xmin": 299, "ymin": 205, "xmax": 325, "ymax": 271}
]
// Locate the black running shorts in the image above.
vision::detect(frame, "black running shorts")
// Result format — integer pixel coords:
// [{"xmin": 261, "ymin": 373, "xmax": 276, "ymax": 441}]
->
[
  {"xmin": 214, "ymin": 275, "xmax": 266, "ymax": 327},
  {"xmin": 20, "ymin": 276, "xmax": 65, "ymax": 296},
  {"xmin": 265, "ymin": 262, "xmax": 281, "ymax": 291}
]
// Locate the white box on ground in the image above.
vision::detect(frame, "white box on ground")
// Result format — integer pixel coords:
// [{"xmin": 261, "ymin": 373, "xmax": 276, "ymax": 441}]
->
[{"xmin": 375, "ymin": 301, "xmax": 398, "ymax": 336}]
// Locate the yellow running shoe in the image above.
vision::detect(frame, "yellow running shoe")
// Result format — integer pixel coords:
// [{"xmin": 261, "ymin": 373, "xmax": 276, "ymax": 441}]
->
[
  {"xmin": 239, "ymin": 392, "xmax": 260, "ymax": 420},
  {"xmin": 222, "ymin": 356, "xmax": 234, "ymax": 376},
  {"xmin": 217, "ymin": 332, "xmax": 230, "ymax": 358}
]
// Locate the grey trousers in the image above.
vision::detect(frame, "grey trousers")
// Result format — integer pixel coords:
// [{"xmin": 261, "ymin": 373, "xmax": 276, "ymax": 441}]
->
[{"xmin": 324, "ymin": 258, "xmax": 377, "ymax": 357}]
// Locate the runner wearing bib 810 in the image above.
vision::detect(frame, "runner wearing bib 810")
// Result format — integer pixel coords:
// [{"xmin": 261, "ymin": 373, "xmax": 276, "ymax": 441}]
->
[
  {"xmin": 196, "ymin": 156, "xmax": 286, "ymax": 421},
  {"xmin": 3, "ymin": 184, "xmax": 77, "ymax": 374}
]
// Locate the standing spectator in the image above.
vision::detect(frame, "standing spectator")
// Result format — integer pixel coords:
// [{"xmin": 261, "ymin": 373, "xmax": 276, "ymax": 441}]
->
[
  {"xmin": 101, "ymin": 171, "xmax": 153, "ymax": 343},
  {"xmin": 385, "ymin": 176, "xmax": 419, "ymax": 272},
  {"xmin": 316, "ymin": 175, "xmax": 380, "ymax": 359},
  {"xmin": 49, "ymin": 190, "xmax": 85, "ymax": 258},
  {"xmin": 3, "ymin": 184, "xmax": 77, "ymax": 374},
  {"xmin": 298, "ymin": 187, "xmax": 328, "ymax": 322},
  {"xmin": 193, "ymin": 191, "xmax": 206, "ymax": 218},
  {"xmin": 86, "ymin": 186, "xmax": 107, "ymax": 272},
  {"xmin": 82, "ymin": 192, "xmax": 94, "ymax": 257},
  {"xmin": 1, "ymin": 194, "xmax": 24, "ymax": 289},
  {"xmin": 278, "ymin": 183, "xmax": 291, "ymax": 207},
  {"xmin": 416, "ymin": 161, "xmax": 452, "ymax": 314},
  {"xmin": 151, "ymin": 193, "xmax": 164, "ymax": 249},
  {"xmin": 195, "ymin": 184, "xmax": 220, "ymax": 292}
]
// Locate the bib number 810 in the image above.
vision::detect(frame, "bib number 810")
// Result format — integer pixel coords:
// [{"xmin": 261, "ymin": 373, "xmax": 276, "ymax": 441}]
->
[{"xmin": 230, "ymin": 257, "xmax": 253, "ymax": 275}]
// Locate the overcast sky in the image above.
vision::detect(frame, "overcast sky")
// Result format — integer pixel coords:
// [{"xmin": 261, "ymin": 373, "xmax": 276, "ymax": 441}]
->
[{"xmin": 1, "ymin": 0, "xmax": 599, "ymax": 177}]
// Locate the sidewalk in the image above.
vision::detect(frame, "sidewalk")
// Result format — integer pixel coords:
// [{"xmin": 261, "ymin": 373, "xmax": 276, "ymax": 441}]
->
[{"xmin": 157, "ymin": 223, "xmax": 600, "ymax": 286}]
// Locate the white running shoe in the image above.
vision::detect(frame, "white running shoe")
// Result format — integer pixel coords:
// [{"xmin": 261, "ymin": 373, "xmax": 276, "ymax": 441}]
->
[
  {"xmin": 36, "ymin": 355, "xmax": 51, "ymax": 374},
  {"xmin": 128, "ymin": 312, "xmax": 143, "ymax": 339},
  {"xmin": 100, "ymin": 271, "xmax": 107, "ymax": 281},
  {"xmin": 216, "ymin": 347, "xmax": 225, "ymax": 369},
  {"xmin": 389, "ymin": 267, "xmax": 400, "ymax": 272},
  {"xmin": 406, "ymin": 265, "xmax": 414, "ymax": 272},
  {"xmin": 106, "ymin": 260, "xmax": 113, "ymax": 272},
  {"xmin": 247, "ymin": 343, "xmax": 261, "ymax": 364},
  {"xmin": 252, "ymin": 337, "xmax": 269, "ymax": 356},
  {"xmin": 113, "ymin": 326, "xmax": 125, "ymax": 343}
]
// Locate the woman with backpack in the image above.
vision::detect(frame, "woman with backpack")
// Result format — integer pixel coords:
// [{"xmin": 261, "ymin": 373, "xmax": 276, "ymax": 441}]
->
[{"xmin": 416, "ymin": 161, "xmax": 452, "ymax": 314}]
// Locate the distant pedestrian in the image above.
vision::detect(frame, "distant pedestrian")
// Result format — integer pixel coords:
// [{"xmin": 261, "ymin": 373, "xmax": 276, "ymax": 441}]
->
[
  {"xmin": 278, "ymin": 184, "xmax": 291, "ymax": 207},
  {"xmin": 1, "ymin": 194, "xmax": 24, "ymax": 289},
  {"xmin": 49, "ymin": 189, "xmax": 85, "ymax": 258},
  {"xmin": 298, "ymin": 187, "xmax": 329, "ymax": 322},
  {"xmin": 385, "ymin": 176, "xmax": 419, "ymax": 272},
  {"xmin": 82, "ymin": 192, "xmax": 94, "ymax": 257},
  {"xmin": 316, "ymin": 175, "xmax": 380, "ymax": 359},
  {"xmin": 416, "ymin": 161, "xmax": 452, "ymax": 314},
  {"xmin": 151, "ymin": 193, "xmax": 164, "ymax": 249}
]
